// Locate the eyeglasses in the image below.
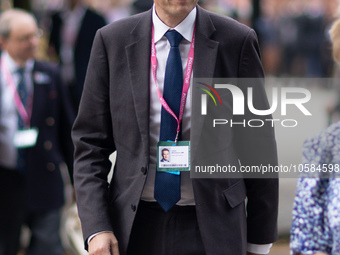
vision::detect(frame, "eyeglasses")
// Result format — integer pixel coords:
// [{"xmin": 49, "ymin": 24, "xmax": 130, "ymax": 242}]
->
[{"xmin": 10, "ymin": 29, "xmax": 43, "ymax": 43}]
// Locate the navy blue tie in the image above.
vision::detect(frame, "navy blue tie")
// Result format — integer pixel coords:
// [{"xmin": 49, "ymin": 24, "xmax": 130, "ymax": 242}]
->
[
  {"xmin": 17, "ymin": 68, "xmax": 27, "ymax": 129},
  {"xmin": 17, "ymin": 68, "xmax": 27, "ymax": 172},
  {"xmin": 154, "ymin": 30, "xmax": 183, "ymax": 212}
]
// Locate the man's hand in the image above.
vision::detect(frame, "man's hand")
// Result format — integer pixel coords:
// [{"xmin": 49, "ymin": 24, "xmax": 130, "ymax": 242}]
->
[{"xmin": 89, "ymin": 232, "xmax": 119, "ymax": 255}]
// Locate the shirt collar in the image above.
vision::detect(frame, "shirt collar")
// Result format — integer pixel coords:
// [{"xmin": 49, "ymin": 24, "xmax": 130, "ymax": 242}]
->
[
  {"xmin": 152, "ymin": 5, "xmax": 197, "ymax": 43},
  {"xmin": 62, "ymin": 3, "xmax": 86, "ymax": 20},
  {"xmin": 2, "ymin": 51, "xmax": 34, "ymax": 74}
]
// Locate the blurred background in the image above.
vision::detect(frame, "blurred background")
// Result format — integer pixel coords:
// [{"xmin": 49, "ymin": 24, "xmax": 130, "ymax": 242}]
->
[
  {"xmin": 7, "ymin": 0, "xmax": 340, "ymax": 78},
  {"xmin": 3, "ymin": 0, "xmax": 340, "ymax": 254}
]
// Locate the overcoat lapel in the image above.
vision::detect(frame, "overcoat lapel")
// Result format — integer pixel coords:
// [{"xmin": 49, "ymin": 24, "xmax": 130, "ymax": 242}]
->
[
  {"xmin": 191, "ymin": 6, "xmax": 219, "ymax": 160},
  {"xmin": 125, "ymin": 10, "xmax": 152, "ymax": 155},
  {"xmin": 194, "ymin": 6, "xmax": 219, "ymax": 79}
]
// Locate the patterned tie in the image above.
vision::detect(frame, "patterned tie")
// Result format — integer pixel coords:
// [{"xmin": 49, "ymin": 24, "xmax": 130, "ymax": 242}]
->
[
  {"xmin": 154, "ymin": 30, "xmax": 183, "ymax": 212},
  {"xmin": 17, "ymin": 68, "xmax": 27, "ymax": 172}
]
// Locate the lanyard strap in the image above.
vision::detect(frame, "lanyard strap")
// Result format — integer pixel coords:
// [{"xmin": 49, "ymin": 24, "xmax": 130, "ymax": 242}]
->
[
  {"xmin": 151, "ymin": 25, "xmax": 195, "ymax": 142},
  {"xmin": 1, "ymin": 58, "xmax": 32, "ymax": 128}
]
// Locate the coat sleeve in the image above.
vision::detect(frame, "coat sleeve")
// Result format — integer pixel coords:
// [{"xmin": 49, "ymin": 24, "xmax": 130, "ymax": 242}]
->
[
  {"xmin": 72, "ymin": 29, "xmax": 115, "ymax": 248},
  {"xmin": 234, "ymin": 29, "xmax": 279, "ymax": 244}
]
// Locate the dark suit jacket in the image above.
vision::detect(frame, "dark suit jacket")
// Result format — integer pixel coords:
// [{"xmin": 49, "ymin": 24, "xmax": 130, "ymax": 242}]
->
[
  {"xmin": 73, "ymin": 6, "xmax": 279, "ymax": 255},
  {"xmin": 49, "ymin": 8, "xmax": 106, "ymax": 109},
  {"xmin": 25, "ymin": 61, "xmax": 74, "ymax": 212}
]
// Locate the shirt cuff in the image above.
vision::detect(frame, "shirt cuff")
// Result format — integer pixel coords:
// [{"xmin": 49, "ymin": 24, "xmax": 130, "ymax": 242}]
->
[
  {"xmin": 87, "ymin": 231, "xmax": 114, "ymax": 245},
  {"xmin": 247, "ymin": 243, "xmax": 272, "ymax": 254}
]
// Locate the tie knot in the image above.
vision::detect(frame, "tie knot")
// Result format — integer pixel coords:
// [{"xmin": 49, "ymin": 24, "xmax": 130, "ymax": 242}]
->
[
  {"xmin": 17, "ymin": 68, "xmax": 25, "ymax": 76},
  {"xmin": 165, "ymin": 30, "xmax": 183, "ymax": 48}
]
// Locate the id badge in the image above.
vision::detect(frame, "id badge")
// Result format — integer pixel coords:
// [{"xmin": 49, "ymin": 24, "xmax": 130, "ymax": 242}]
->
[
  {"xmin": 157, "ymin": 141, "xmax": 190, "ymax": 175},
  {"xmin": 13, "ymin": 128, "xmax": 39, "ymax": 148}
]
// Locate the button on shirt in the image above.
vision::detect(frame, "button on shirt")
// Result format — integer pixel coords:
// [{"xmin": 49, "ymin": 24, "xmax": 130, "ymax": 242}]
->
[{"xmin": 0, "ymin": 52, "xmax": 34, "ymax": 169}]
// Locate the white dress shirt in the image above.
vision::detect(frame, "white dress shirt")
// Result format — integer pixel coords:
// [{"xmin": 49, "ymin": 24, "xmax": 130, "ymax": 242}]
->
[{"xmin": 0, "ymin": 52, "xmax": 34, "ymax": 169}]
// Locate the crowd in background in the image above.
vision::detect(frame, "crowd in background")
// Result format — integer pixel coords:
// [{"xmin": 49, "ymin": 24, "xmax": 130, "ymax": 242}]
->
[
  {"xmin": 254, "ymin": 0, "xmax": 339, "ymax": 77},
  {"xmin": 7, "ymin": 0, "xmax": 340, "ymax": 78}
]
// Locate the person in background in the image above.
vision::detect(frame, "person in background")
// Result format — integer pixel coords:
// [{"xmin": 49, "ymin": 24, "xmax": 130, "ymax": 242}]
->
[
  {"xmin": 72, "ymin": 0, "xmax": 279, "ymax": 254},
  {"xmin": 91, "ymin": 0, "xmax": 131, "ymax": 24},
  {"xmin": 0, "ymin": 8, "xmax": 74, "ymax": 255},
  {"xmin": 290, "ymin": 18, "xmax": 340, "ymax": 255},
  {"xmin": 48, "ymin": 0, "xmax": 106, "ymax": 112}
]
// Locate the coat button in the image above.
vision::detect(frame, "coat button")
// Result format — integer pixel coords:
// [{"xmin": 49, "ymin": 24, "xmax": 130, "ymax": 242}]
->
[
  {"xmin": 46, "ymin": 117, "xmax": 55, "ymax": 126},
  {"xmin": 131, "ymin": 204, "xmax": 136, "ymax": 212},
  {"xmin": 47, "ymin": 162, "xmax": 55, "ymax": 171},
  {"xmin": 44, "ymin": 141, "xmax": 53, "ymax": 151},
  {"xmin": 140, "ymin": 167, "xmax": 147, "ymax": 175}
]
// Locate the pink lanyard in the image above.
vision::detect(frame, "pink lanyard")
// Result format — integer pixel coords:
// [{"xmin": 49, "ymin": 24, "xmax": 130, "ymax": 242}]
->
[
  {"xmin": 151, "ymin": 25, "xmax": 195, "ymax": 142},
  {"xmin": 1, "ymin": 59, "xmax": 32, "ymax": 128}
]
